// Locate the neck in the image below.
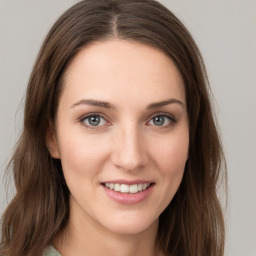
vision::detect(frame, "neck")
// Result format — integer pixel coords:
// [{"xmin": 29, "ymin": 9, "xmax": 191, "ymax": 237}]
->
[{"xmin": 54, "ymin": 200, "xmax": 163, "ymax": 256}]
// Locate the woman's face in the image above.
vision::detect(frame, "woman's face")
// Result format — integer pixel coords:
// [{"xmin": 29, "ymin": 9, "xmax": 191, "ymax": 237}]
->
[{"xmin": 49, "ymin": 39, "xmax": 189, "ymax": 235}]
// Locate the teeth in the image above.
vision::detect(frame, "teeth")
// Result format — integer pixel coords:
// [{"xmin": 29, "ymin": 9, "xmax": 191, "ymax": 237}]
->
[
  {"xmin": 104, "ymin": 183, "xmax": 151, "ymax": 193},
  {"xmin": 129, "ymin": 184, "xmax": 138, "ymax": 193},
  {"xmin": 120, "ymin": 184, "xmax": 129, "ymax": 193},
  {"xmin": 114, "ymin": 184, "xmax": 120, "ymax": 192},
  {"xmin": 142, "ymin": 183, "xmax": 148, "ymax": 190}
]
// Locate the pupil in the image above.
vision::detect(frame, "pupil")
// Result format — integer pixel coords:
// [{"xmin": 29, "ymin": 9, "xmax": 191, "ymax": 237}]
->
[
  {"xmin": 153, "ymin": 116, "xmax": 164, "ymax": 126},
  {"xmin": 89, "ymin": 116, "xmax": 100, "ymax": 126}
]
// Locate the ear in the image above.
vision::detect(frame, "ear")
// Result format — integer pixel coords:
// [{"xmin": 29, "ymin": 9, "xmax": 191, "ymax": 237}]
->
[{"xmin": 45, "ymin": 122, "xmax": 61, "ymax": 159}]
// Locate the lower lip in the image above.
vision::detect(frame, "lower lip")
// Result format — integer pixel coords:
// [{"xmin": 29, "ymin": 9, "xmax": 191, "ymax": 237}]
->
[{"xmin": 102, "ymin": 185, "xmax": 154, "ymax": 205}]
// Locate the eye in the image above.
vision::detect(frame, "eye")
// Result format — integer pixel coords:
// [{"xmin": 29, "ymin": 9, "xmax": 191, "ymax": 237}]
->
[
  {"xmin": 148, "ymin": 114, "xmax": 176, "ymax": 127},
  {"xmin": 81, "ymin": 114, "xmax": 107, "ymax": 127}
]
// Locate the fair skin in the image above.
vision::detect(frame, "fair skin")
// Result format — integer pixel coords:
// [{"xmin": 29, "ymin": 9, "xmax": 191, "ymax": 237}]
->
[{"xmin": 47, "ymin": 39, "xmax": 189, "ymax": 256}]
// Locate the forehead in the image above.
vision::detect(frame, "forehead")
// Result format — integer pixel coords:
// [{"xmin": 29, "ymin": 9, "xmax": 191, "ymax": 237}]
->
[{"xmin": 61, "ymin": 39, "xmax": 185, "ymax": 108}]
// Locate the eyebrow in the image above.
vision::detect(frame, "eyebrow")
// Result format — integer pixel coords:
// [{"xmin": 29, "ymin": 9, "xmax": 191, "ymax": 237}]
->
[
  {"xmin": 147, "ymin": 99, "xmax": 184, "ymax": 109},
  {"xmin": 71, "ymin": 98, "xmax": 184, "ymax": 109},
  {"xmin": 71, "ymin": 99, "xmax": 115, "ymax": 109}
]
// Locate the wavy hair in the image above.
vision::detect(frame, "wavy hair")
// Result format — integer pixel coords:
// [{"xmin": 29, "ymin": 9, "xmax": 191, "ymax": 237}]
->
[{"xmin": 0, "ymin": 0, "xmax": 226, "ymax": 255}]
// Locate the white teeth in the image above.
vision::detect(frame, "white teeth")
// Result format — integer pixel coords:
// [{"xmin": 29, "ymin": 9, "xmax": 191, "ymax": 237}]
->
[
  {"xmin": 142, "ymin": 183, "xmax": 148, "ymax": 190},
  {"xmin": 114, "ymin": 184, "xmax": 120, "ymax": 192},
  {"xmin": 129, "ymin": 184, "xmax": 138, "ymax": 193},
  {"xmin": 104, "ymin": 183, "xmax": 151, "ymax": 194},
  {"xmin": 120, "ymin": 184, "xmax": 130, "ymax": 193},
  {"xmin": 138, "ymin": 184, "xmax": 143, "ymax": 192}
]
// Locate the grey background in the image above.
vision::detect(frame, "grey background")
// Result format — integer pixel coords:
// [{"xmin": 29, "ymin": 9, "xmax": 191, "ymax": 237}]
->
[{"xmin": 0, "ymin": 0, "xmax": 255, "ymax": 255}]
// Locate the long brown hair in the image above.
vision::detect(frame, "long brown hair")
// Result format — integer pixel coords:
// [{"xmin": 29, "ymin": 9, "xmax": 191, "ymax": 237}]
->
[{"xmin": 0, "ymin": 0, "xmax": 226, "ymax": 255}]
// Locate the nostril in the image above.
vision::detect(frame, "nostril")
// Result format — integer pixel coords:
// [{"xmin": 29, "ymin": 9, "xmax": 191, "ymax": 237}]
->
[
  {"xmin": 111, "ymin": 147, "xmax": 148, "ymax": 171},
  {"xmin": 110, "ymin": 128, "xmax": 149, "ymax": 171}
]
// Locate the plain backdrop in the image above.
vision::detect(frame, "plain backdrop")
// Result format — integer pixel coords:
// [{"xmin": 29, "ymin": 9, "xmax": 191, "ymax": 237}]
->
[{"xmin": 0, "ymin": 0, "xmax": 255, "ymax": 255}]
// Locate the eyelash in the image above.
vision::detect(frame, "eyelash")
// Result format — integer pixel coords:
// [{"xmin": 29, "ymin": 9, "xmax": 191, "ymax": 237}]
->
[
  {"xmin": 148, "ymin": 112, "xmax": 177, "ymax": 127},
  {"xmin": 79, "ymin": 113, "xmax": 109, "ymax": 129},
  {"xmin": 79, "ymin": 112, "xmax": 177, "ymax": 129}
]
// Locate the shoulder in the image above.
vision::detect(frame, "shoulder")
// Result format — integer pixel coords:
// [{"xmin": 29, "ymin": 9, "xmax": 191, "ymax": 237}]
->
[{"xmin": 43, "ymin": 246, "xmax": 62, "ymax": 256}]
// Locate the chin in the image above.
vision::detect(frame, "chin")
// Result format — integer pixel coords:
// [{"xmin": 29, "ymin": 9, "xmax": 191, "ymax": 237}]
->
[{"xmin": 100, "ymin": 213, "xmax": 159, "ymax": 236}]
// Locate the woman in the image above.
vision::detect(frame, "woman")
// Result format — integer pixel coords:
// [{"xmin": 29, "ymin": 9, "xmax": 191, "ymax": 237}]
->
[{"xmin": 0, "ymin": 0, "xmax": 226, "ymax": 255}]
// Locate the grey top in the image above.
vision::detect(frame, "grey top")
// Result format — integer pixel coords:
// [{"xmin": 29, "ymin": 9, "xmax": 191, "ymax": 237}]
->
[{"xmin": 43, "ymin": 246, "xmax": 62, "ymax": 256}]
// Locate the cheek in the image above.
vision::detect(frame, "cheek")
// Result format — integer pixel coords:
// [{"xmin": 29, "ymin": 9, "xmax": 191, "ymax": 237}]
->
[
  {"xmin": 57, "ymin": 133, "xmax": 110, "ymax": 181},
  {"xmin": 152, "ymin": 131, "xmax": 189, "ymax": 189},
  {"xmin": 145, "ymin": 132, "xmax": 189, "ymax": 214},
  {"xmin": 154, "ymin": 133, "xmax": 189, "ymax": 171}
]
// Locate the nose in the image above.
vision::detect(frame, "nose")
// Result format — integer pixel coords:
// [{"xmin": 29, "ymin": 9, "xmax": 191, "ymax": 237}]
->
[{"xmin": 111, "ymin": 124, "xmax": 148, "ymax": 172}]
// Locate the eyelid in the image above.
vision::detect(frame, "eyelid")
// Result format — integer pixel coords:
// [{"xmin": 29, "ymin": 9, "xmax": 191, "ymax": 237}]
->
[
  {"xmin": 78, "ymin": 111, "xmax": 176, "ymax": 129},
  {"xmin": 147, "ymin": 112, "xmax": 177, "ymax": 126},
  {"xmin": 150, "ymin": 112, "xmax": 176, "ymax": 121},
  {"xmin": 79, "ymin": 112, "xmax": 111, "ymax": 129}
]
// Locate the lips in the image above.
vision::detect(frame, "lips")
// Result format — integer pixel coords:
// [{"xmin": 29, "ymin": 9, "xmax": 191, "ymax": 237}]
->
[
  {"xmin": 101, "ymin": 180, "xmax": 154, "ymax": 204},
  {"xmin": 103, "ymin": 182, "xmax": 151, "ymax": 194}
]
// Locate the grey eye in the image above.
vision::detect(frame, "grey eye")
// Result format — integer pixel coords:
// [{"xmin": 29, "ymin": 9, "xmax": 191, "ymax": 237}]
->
[
  {"xmin": 152, "ymin": 116, "xmax": 166, "ymax": 126},
  {"xmin": 148, "ymin": 115, "xmax": 174, "ymax": 127},
  {"xmin": 84, "ymin": 115, "xmax": 106, "ymax": 127}
]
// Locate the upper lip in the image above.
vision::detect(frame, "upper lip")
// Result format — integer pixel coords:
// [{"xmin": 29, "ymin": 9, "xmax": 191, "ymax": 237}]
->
[{"xmin": 101, "ymin": 179, "xmax": 154, "ymax": 185}]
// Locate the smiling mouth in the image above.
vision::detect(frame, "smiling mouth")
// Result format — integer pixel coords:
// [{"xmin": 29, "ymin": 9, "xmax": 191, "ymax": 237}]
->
[{"xmin": 102, "ymin": 183, "xmax": 153, "ymax": 194}]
